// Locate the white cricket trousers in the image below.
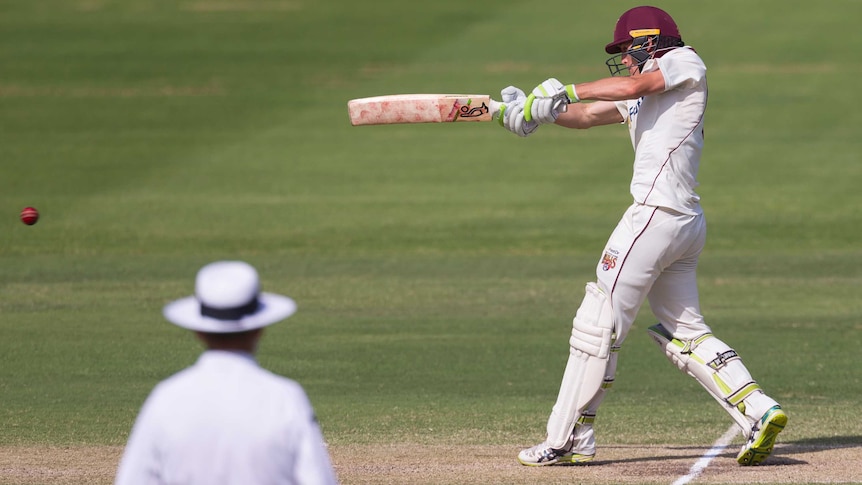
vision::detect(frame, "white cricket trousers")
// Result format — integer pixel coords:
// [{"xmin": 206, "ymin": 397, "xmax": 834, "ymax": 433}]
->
[{"xmin": 595, "ymin": 202, "xmax": 711, "ymax": 345}]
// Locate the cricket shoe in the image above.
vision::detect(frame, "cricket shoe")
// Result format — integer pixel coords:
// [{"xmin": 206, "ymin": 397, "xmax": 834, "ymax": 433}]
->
[
  {"xmin": 517, "ymin": 441, "xmax": 595, "ymax": 466},
  {"xmin": 518, "ymin": 427, "xmax": 596, "ymax": 467},
  {"xmin": 737, "ymin": 405, "xmax": 788, "ymax": 466}
]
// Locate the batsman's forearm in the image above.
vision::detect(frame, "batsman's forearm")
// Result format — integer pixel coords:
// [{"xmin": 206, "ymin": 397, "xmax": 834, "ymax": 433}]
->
[
  {"xmin": 573, "ymin": 78, "xmax": 641, "ymax": 101},
  {"xmin": 554, "ymin": 105, "xmax": 593, "ymax": 129},
  {"xmin": 574, "ymin": 72, "xmax": 666, "ymax": 102},
  {"xmin": 554, "ymin": 101, "xmax": 623, "ymax": 129}
]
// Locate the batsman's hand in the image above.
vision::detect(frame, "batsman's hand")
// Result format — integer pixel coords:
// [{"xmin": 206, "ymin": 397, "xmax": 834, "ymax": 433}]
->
[
  {"xmin": 498, "ymin": 86, "xmax": 537, "ymax": 137},
  {"xmin": 529, "ymin": 97, "xmax": 566, "ymax": 124},
  {"xmin": 500, "ymin": 85, "xmax": 527, "ymax": 104},
  {"xmin": 496, "ymin": 85, "xmax": 526, "ymax": 126},
  {"xmin": 524, "ymin": 78, "xmax": 580, "ymax": 123},
  {"xmin": 502, "ymin": 97, "xmax": 538, "ymax": 137}
]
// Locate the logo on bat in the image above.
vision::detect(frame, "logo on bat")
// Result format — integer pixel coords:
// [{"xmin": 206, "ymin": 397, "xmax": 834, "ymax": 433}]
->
[{"xmin": 459, "ymin": 102, "xmax": 489, "ymax": 118}]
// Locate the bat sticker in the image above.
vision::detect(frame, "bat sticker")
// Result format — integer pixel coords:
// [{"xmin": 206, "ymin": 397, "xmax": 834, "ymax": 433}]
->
[{"xmin": 459, "ymin": 102, "xmax": 490, "ymax": 118}]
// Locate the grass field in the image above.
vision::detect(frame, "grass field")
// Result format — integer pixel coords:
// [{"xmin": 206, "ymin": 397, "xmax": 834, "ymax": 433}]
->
[{"xmin": 2, "ymin": 1, "xmax": 861, "ymax": 484}]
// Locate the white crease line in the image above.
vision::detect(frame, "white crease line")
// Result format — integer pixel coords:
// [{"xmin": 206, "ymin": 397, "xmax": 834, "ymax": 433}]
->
[{"xmin": 671, "ymin": 424, "xmax": 739, "ymax": 485}]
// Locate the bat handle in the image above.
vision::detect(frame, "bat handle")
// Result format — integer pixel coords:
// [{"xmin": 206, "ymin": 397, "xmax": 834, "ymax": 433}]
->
[{"xmin": 489, "ymin": 99, "xmax": 503, "ymax": 120}]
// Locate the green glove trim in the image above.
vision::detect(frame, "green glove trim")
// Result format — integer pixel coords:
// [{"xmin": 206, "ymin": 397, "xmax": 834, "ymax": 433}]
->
[
  {"xmin": 524, "ymin": 93, "xmax": 536, "ymax": 122},
  {"xmin": 565, "ymin": 84, "xmax": 580, "ymax": 103},
  {"xmin": 497, "ymin": 104, "xmax": 507, "ymax": 127}
]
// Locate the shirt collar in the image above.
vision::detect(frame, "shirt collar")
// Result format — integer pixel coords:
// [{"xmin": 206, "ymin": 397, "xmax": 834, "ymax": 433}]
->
[{"xmin": 196, "ymin": 349, "xmax": 259, "ymax": 367}]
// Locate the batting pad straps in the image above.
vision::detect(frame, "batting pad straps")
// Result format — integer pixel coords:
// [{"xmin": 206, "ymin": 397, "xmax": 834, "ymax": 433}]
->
[
  {"xmin": 577, "ymin": 412, "xmax": 597, "ymax": 426},
  {"xmin": 726, "ymin": 382, "xmax": 762, "ymax": 407},
  {"xmin": 647, "ymin": 323, "xmax": 762, "ymax": 433},
  {"xmin": 602, "ymin": 344, "xmax": 621, "ymax": 390}
]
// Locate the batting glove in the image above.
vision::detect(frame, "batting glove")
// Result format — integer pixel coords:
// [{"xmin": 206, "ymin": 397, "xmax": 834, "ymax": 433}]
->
[
  {"xmin": 501, "ymin": 85, "xmax": 527, "ymax": 104},
  {"xmin": 497, "ymin": 85, "xmax": 525, "ymax": 127},
  {"xmin": 524, "ymin": 78, "xmax": 580, "ymax": 123},
  {"xmin": 502, "ymin": 97, "xmax": 538, "ymax": 137}
]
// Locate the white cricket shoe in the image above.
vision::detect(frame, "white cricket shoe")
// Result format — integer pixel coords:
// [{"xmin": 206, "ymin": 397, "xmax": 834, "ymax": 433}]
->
[{"xmin": 517, "ymin": 426, "xmax": 596, "ymax": 466}]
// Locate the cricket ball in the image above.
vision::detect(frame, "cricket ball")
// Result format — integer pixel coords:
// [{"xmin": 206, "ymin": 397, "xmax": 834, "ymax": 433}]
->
[{"xmin": 20, "ymin": 206, "xmax": 39, "ymax": 225}]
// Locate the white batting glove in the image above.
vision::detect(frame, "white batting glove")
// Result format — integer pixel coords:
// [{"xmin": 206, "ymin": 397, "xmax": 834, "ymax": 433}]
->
[
  {"xmin": 532, "ymin": 77, "xmax": 580, "ymax": 102},
  {"xmin": 524, "ymin": 78, "xmax": 580, "ymax": 123},
  {"xmin": 533, "ymin": 78, "xmax": 566, "ymax": 98},
  {"xmin": 501, "ymin": 85, "xmax": 526, "ymax": 104},
  {"xmin": 502, "ymin": 97, "xmax": 538, "ymax": 137},
  {"xmin": 529, "ymin": 97, "xmax": 566, "ymax": 124},
  {"xmin": 496, "ymin": 85, "xmax": 525, "ymax": 124}
]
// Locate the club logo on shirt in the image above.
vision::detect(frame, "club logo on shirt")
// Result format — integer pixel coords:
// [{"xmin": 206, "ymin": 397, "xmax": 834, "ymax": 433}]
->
[
  {"xmin": 601, "ymin": 251, "xmax": 618, "ymax": 271},
  {"xmin": 628, "ymin": 97, "xmax": 644, "ymax": 119}
]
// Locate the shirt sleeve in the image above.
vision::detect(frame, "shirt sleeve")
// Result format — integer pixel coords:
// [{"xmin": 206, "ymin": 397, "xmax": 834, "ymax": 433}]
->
[
  {"xmin": 614, "ymin": 100, "xmax": 629, "ymax": 123},
  {"xmin": 292, "ymin": 394, "xmax": 339, "ymax": 485},
  {"xmin": 658, "ymin": 48, "xmax": 706, "ymax": 92},
  {"xmin": 114, "ymin": 393, "xmax": 162, "ymax": 485}
]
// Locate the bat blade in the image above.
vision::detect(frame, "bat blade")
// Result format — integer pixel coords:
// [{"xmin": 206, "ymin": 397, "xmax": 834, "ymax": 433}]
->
[{"xmin": 348, "ymin": 94, "xmax": 501, "ymax": 126}]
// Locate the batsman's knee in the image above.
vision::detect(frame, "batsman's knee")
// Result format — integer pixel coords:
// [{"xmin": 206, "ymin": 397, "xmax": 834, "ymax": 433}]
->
[
  {"xmin": 571, "ymin": 282, "xmax": 620, "ymax": 391},
  {"xmin": 570, "ymin": 282, "xmax": 615, "ymax": 358}
]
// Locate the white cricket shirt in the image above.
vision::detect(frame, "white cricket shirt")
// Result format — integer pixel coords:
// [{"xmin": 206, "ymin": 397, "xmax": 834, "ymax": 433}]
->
[
  {"xmin": 615, "ymin": 46, "xmax": 707, "ymax": 216},
  {"xmin": 115, "ymin": 350, "xmax": 338, "ymax": 485}
]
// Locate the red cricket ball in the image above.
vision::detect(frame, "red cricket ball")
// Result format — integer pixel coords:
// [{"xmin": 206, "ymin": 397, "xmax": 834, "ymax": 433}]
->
[{"xmin": 20, "ymin": 206, "xmax": 39, "ymax": 225}]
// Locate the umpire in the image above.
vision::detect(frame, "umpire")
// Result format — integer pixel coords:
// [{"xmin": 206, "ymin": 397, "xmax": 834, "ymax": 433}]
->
[{"xmin": 115, "ymin": 261, "xmax": 338, "ymax": 485}]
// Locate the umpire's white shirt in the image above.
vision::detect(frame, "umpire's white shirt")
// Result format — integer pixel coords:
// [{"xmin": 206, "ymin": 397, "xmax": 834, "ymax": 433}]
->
[{"xmin": 115, "ymin": 350, "xmax": 338, "ymax": 485}]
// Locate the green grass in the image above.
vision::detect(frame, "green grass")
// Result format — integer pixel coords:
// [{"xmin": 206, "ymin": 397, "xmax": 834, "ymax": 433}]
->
[{"xmin": 1, "ymin": 0, "xmax": 861, "ymax": 468}]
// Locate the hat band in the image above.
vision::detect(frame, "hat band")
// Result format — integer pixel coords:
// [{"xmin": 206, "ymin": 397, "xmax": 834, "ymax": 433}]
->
[{"xmin": 200, "ymin": 297, "xmax": 260, "ymax": 320}]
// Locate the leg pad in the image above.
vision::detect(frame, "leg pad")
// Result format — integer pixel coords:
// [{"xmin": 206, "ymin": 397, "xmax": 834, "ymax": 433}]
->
[
  {"xmin": 647, "ymin": 323, "xmax": 760, "ymax": 432},
  {"xmin": 545, "ymin": 283, "xmax": 615, "ymax": 448}
]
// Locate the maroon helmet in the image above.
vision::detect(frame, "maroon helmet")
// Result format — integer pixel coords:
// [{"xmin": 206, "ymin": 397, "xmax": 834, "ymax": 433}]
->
[
  {"xmin": 605, "ymin": 6, "xmax": 682, "ymax": 54},
  {"xmin": 604, "ymin": 6, "xmax": 684, "ymax": 76}
]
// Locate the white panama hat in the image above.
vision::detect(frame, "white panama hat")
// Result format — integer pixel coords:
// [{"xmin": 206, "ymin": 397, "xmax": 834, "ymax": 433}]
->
[{"xmin": 163, "ymin": 261, "xmax": 297, "ymax": 333}]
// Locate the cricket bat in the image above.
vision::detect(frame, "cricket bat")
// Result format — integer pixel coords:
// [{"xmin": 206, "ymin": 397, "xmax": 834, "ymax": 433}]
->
[{"xmin": 347, "ymin": 94, "xmax": 502, "ymax": 126}]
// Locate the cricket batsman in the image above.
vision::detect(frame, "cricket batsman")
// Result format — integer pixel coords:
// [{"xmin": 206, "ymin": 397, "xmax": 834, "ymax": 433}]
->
[{"xmin": 499, "ymin": 5, "xmax": 788, "ymax": 466}]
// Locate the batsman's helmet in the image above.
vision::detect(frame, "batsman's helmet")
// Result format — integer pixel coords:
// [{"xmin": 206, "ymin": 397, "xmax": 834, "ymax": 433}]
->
[{"xmin": 604, "ymin": 6, "xmax": 684, "ymax": 76}]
